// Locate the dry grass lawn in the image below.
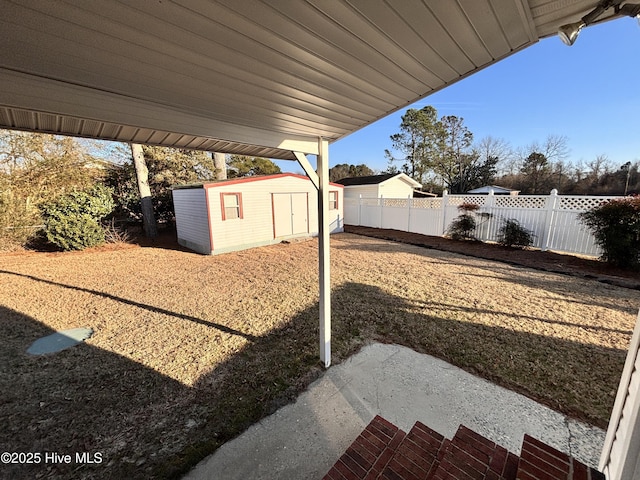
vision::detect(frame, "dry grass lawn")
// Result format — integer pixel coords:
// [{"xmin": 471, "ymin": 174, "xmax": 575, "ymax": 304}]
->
[{"xmin": 1, "ymin": 233, "xmax": 638, "ymax": 479}]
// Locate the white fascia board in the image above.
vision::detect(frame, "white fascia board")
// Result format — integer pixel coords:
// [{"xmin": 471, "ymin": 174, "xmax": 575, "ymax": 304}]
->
[
  {"xmin": 0, "ymin": 69, "xmax": 320, "ymax": 156},
  {"xmin": 379, "ymin": 173, "xmax": 421, "ymax": 188}
]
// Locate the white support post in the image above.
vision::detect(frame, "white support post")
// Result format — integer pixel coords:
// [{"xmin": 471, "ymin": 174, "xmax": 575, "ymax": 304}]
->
[{"xmin": 317, "ymin": 139, "xmax": 331, "ymax": 368}]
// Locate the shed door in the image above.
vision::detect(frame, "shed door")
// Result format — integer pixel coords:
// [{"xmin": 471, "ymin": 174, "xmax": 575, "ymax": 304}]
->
[{"xmin": 273, "ymin": 193, "xmax": 308, "ymax": 238}]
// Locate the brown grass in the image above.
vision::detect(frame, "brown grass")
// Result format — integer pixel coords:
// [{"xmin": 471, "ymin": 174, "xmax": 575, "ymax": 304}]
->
[{"xmin": 0, "ymin": 233, "xmax": 638, "ymax": 479}]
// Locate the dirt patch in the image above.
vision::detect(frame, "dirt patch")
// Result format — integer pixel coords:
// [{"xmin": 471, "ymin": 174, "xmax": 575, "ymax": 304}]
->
[{"xmin": 0, "ymin": 232, "xmax": 638, "ymax": 479}]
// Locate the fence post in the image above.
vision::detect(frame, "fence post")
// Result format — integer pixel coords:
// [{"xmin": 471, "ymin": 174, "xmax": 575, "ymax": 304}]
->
[
  {"xmin": 541, "ymin": 189, "xmax": 558, "ymax": 251},
  {"xmin": 481, "ymin": 189, "xmax": 496, "ymax": 241},
  {"xmin": 358, "ymin": 194, "xmax": 362, "ymax": 226},
  {"xmin": 441, "ymin": 189, "xmax": 449, "ymax": 236},
  {"xmin": 379, "ymin": 195, "xmax": 383, "ymax": 229},
  {"xmin": 407, "ymin": 194, "xmax": 412, "ymax": 232}
]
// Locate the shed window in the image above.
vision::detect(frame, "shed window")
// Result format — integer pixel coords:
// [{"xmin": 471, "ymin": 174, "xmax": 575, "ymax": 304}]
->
[
  {"xmin": 329, "ymin": 191, "xmax": 338, "ymax": 210},
  {"xmin": 221, "ymin": 193, "xmax": 243, "ymax": 220}
]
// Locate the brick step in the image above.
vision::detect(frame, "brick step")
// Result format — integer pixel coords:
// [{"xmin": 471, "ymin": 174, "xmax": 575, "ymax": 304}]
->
[
  {"xmin": 429, "ymin": 425, "xmax": 519, "ymax": 480},
  {"xmin": 517, "ymin": 434, "xmax": 605, "ymax": 480},
  {"xmin": 322, "ymin": 417, "xmax": 607, "ymax": 480},
  {"xmin": 376, "ymin": 421, "xmax": 449, "ymax": 480},
  {"xmin": 323, "ymin": 415, "xmax": 408, "ymax": 480}
]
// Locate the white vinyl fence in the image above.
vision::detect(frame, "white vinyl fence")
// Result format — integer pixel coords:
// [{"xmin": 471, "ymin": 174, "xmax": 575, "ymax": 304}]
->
[{"xmin": 344, "ymin": 190, "xmax": 623, "ymax": 257}]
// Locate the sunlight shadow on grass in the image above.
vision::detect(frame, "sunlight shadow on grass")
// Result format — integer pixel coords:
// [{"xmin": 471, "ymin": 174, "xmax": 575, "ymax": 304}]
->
[
  {"xmin": 0, "ymin": 269, "xmax": 258, "ymax": 342},
  {"xmin": 0, "ymin": 275, "xmax": 630, "ymax": 479}
]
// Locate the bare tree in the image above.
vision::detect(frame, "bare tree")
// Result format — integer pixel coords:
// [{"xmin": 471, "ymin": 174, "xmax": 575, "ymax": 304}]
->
[
  {"xmin": 130, "ymin": 143, "xmax": 157, "ymax": 238},
  {"xmin": 541, "ymin": 134, "xmax": 570, "ymax": 163},
  {"xmin": 587, "ymin": 154, "xmax": 612, "ymax": 181},
  {"xmin": 476, "ymin": 136, "xmax": 513, "ymax": 176},
  {"xmin": 213, "ymin": 152, "xmax": 227, "ymax": 180}
]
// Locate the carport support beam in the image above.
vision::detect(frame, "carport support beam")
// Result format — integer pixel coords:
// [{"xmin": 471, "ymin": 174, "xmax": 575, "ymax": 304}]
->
[
  {"xmin": 317, "ymin": 139, "xmax": 331, "ymax": 368},
  {"xmin": 294, "ymin": 151, "xmax": 319, "ymax": 190}
]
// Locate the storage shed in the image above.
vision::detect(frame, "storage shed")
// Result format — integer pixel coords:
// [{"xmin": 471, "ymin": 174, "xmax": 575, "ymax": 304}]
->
[
  {"xmin": 467, "ymin": 185, "xmax": 520, "ymax": 195},
  {"xmin": 172, "ymin": 174, "xmax": 344, "ymax": 255},
  {"xmin": 338, "ymin": 173, "xmax": 421, "ymax": 199}
]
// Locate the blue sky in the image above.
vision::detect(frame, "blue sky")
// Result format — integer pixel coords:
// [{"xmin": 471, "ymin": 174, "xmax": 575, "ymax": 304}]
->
[{"xmin": 282, "ymin": 17, "xmax": 639, "ymax": 174}]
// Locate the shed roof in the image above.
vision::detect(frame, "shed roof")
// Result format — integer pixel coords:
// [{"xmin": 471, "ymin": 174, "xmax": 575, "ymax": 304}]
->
[
  {"xmin": 172, "ymin": 173, "xmax": 343, "ymax": 190},
  {"xmin": 337, "ymin": 173, "xmax": 421, "ymax": 188},
  {"xmin": 467, "ymin": 185, "xmax": 521, "ymax": 194}
]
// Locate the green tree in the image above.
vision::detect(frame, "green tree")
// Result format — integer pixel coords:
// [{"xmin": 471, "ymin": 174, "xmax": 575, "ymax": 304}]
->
[
  {"xmin": 580, "ymin": 197, "xmax": 640, "ymax": 269},
  {"xmin": 227, "ymin": 155, "xmax": 281, "ymax": 178},
  {"xmin": 385, "ymin": 106, "xmax": 441, "ymax": 183},
  {"xmin": 520, "ymin": 152, "xmax": 550, "ymax": 194},
  {"xmin": 329, "ymin": 163, "xmax": 374, "ymax": 182},
  {"xmin": 431, "ymin": 115, "xmax": 474, "ymax": 193},
  {"xmin": 449, "ymin": 154, "xmax": 499, "ymax": 193},
  {"xmin": 0, "ymin": 130, "xmax": 100, "ymax": 248},
  {"xmin": 40, "ymin": 184, "xmax": 115, "ymax": 251}
]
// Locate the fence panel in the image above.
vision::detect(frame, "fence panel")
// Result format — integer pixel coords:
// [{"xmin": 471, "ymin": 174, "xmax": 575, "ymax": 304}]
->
[
  {"xmin": 342, "ymin": 192, "xmax": 623, "ymax": 257},
  {"xmin": 343, "ymin": 197, "xmax": 360, "ymax": 226},
  {"xmin": 359, "ymin": 198, "xmax": 382, "ymax": 228},
  {"xmin": 478, "ymin": 194, "xmax": 550, "ymax": 249},
  {"xmin": 545, "ymin": 196, "xmax": 612, "ymax": 256},
  {"xmin": 409, "ymin": 207, "xmax": 443, "ymax": 236}
]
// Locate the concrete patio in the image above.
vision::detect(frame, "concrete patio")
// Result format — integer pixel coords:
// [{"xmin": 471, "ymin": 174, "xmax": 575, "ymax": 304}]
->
[{"xmin": 183, "ymin": 343, "xmax": 605, "ymax": 480}]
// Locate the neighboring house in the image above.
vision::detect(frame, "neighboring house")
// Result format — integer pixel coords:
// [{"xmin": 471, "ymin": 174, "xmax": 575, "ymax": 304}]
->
[
  {"xmin": 467, "ymin": 185, "xmax": 520, "ymax": 195},
  {"xmin": 172, "ymin": 173, "xmax": 344, "ymax": 255},
  {"xmin": 337, "ymin": 173, "xmax": 421, "ymax": 199}
]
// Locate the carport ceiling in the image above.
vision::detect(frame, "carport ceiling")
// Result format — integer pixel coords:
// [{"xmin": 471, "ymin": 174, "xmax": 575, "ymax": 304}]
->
[{"xmin": 0, "ymin": 0, "xmax": 616, "ymax": 159}]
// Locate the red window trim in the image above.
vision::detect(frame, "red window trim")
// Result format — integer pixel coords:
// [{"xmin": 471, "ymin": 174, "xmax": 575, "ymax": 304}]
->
[
  {"xmin": 220, "ymin": 192, "xmax": 243, "ymax": 221},
  {"xmin": 329, "ymin": 190, "xmax": 339, "ymax": 210}
]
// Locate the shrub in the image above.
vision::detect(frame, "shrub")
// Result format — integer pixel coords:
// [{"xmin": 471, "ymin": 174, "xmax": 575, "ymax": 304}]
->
[
  {"xmin": 579, "ymin": 196, "xmax": 640, "ymax": 269},
  {"xmin": 103, "ymin": 219, "xmax": 133, "ymax": 245},
  {"xmin": 40, "ymin": 185, "xmax": 115, "ymax": 251},
  {"xmin": 447, "ymin": 203, "xmax": 488, "ymax": 241},
  {"xmin": 497, "ymin": 218, "xmax": 534, "ymax": 248}
]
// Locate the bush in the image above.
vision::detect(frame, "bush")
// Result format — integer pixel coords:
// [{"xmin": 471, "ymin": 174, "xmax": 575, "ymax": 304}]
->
[
  {"xmin": 497, "ymin": 218, "xmax": 534, "ymax": 248},
  {"xmin": 447, "ymin": 203, "xmax": 485, "ymax": 241},
  {"xmin": 40, "ymin": 185, "xmax": 115, "ymax": 251},
  {"xmin": 579, "ymin": 196, "xmax": 640, "ymax": 269}
]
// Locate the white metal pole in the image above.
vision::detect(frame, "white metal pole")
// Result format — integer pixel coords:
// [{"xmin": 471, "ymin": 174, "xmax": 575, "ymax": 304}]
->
[{"xmin": 317, "ymin": 138, "xmax": 331, "ymax": 368}]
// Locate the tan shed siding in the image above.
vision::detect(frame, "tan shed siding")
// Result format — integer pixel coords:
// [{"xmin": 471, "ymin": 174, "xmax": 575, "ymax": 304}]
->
[
  {"xmin": 379, "ymin": 179, "xmax": 416, "ymax": 198},
  {"xmin": 343, "ymin": 184, "xmax": 379, "ymax": 199},
  {"xmin": 330, "ymin": 188, "xmax": 344, "ymax": 234},
  {"xmin": 206, "ymin": 175, "xmax": 342, "ymax": 254},
  {"xmin": 172, "ymin": 188, "xmax": 211, "ymax": 254},
  {"xmin": 209, "ymin": 179, "xmax": 280, "ymax": 251}
]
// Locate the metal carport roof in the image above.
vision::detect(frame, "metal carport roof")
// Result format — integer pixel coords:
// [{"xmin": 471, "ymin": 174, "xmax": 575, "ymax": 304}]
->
[{"xmin": 0, "ymin": 0, "xmax": 619, "ymax": 159}]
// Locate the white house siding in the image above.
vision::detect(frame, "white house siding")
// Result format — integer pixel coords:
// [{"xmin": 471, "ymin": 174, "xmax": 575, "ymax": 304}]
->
[
  {"xmin": 172, "ymin": 188, "xmax": 211, "ymax": 254},
  {"xmin": 343, "ymin": 184, "xmax": 379, "ymax": 199},
  {"xmin": 202, "ymin": 175, "xmax": 343, "ymax": 255},
  {"xmin": 601, "ymin": 310, "xmax": 640, "ymax": 480},
  {"xmin": 379, "ymin": 180, "xmax": 414, "ymax": 198}
]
